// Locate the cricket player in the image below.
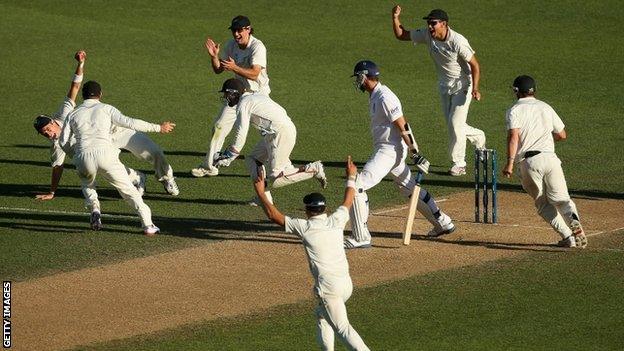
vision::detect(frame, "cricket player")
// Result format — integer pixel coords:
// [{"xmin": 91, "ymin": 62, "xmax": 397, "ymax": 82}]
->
[
  {"xmin": 253, "ymin": 156, "xmax": 370, "ymax": 351},
  {"xmin": 60, "ymin": 80, "xmax": 176, "ymax": 235},
  {"xmin": 346, "ymin": 60, "xmax": 454, "ymax": 249},
  {"xmin": 34, "ymin": 51, "xmax": 179, "ymax": 198},
  {"xmin": 214, "ymin": 78, "xmax": 326, "ymax": 203},
  {"xmin": 191, "ymin": 15, "xmax": 271, "ymax": 178},
  {"xmin": 392, "ymin": 6, "xmax": 486, "ymax": 176},
  {"xmin": 503, "ymin": 75, "xmax": 587, "ymax": 248}
]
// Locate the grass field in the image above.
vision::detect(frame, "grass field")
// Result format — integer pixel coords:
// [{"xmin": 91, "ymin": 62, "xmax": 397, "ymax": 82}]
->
[{"xmin": 1, "ymin": 0, "xmax": 623, "ymax": 350}]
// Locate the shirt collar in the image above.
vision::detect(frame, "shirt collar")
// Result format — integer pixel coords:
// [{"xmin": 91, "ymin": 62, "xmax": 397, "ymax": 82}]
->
[{"xmin": 309, "ymin": 213, "xmax": 328, "ymax": 220}]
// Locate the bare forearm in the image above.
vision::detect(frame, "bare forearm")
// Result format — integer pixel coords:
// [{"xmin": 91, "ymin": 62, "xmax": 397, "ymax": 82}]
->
[
  {"xmin": 211, "ymin": 57, "xmax": 224, "ymax": 74},
  {"xmin": 50, "ymin": 165, "xmax": 64, "ymax": 193},
  {"xmin": 257, "ymin": 191, "xmax": 285, "ymax": 226},
  {"xmin": 342, "ymin": 186, "xmax": 355, "ymax": 209},
  {"xmin": 231, "ymin": 65, "xmax": 260, "ymax": 81}
]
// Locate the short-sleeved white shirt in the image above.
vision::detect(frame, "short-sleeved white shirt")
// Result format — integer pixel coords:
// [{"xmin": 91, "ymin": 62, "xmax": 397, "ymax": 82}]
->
[
  {"xmin": 505, "ymin": 97, "xmax": 565, "ymax": 161},
  {"xmin": 369, "ymin": 83, "xmax": 404, "ymax": 147},
  {"xmin": 284, "ymin": 206, "xmax": 351, "ymax": 296},
  {"xmin": 410, "ymin": 27, "xmax": 475, "ymax": 94},
  {"xmin": 49, "ymin": 97, "xmax": 76, "ymax": 166},
  {"xmin": 223, "ymin": 35, "xmax": 271, "ymax": 95},
  {"xmin": 231, "ymin": 93, "xmax": 293, "ymax": 152}
]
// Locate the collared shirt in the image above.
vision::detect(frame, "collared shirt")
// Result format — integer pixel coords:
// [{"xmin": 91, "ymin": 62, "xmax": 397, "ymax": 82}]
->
[
  {"xmin": 61, "ymin": 99, "xmax": 160, "ymax": 153},
  {"xmin": 410, "ymin": 27, "xmax": 475, "ymax": 94},
  {"xmin": 223, "ymin": 35, "xmax": 271, "ymax": 95},
  {"xmin": 505, "ymin": 97, "xmax": 565, "ymax": 160},
  {"xmin": 284, "ymin": 206, "xmax": 351, "ymax": 295},
  {"xmin": 368, "ymin": 83, "xmax": 404, "ymax": 147},
  {"xmin": 231, "ymin": 93, "xmax": 293, "ymax": 152}
]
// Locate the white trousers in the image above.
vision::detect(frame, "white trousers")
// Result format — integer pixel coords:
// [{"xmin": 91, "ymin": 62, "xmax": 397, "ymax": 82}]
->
[
  {"xmin": 315, "ymin": 281, "xmax": 370, "ymax": 351},
  {"xmin": 112, "ymin": 129, "xmax": 174, "ymax": 180},
  {"xmin": 519, "ymin": 153, "xmax": 579, "ymax": 238},
  {"xmin": 201, "ymin": 103, "xmax": 237, "ymax": 169},
  {"xmin": 75, "ymin": 148, "xmax": 153, "ymax": 228},
  {"xmin": 247, "ymin": 122, "xmax": 300, "ymax": 181},
  {"xmin": 439, "ymin": 89, "xmax": 485, "ymax": 167}
]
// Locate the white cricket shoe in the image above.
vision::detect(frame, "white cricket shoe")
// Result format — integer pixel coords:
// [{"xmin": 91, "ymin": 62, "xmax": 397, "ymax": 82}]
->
[
  {"xmin": 556, "ymin": 235, "xmax": 577, "ymax": 248},
  {"xmin": 143, "ymin": 224, "xmax": 160, "ymax": 236},
  {"xmin": 135, "ymin": 171, "xmax": 147, "ymax": 196},
  {"xmin": 160, "ymin": 177, "xmax": 180, "ymax": 196},
  {"xmin": 191, "ymin": 165, "xmax": 219, "ymax": 177},
  {"xmin": 343, "ymin": 237, "xmax": 372, "ymax": 249},
  {"xmin": 90, "ymin": 211, "xmax": 102, "ymax": 231},
  {"xmin": 449, "ymin": 165, "xmax": 466, "ymax": 176},
  {"xmin": 427, "ymin": 212, "xmax": 456, "ymax": 237},
  {"xmin": 306, "ymin": 160, "xmax": 327, "ymax": 189},
  {"xmin": 570, "ymin": 220, "xmax": 587, "ymax": 248}
]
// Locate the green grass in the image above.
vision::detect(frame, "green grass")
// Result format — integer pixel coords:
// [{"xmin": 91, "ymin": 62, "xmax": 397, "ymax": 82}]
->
[{"xmin": 75, "ymin": 232, "xmax": 624, "ymax": 350}]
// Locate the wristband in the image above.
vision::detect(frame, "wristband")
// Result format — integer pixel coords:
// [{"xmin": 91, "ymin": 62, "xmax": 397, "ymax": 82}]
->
[
  {"xmin": 50, "ymin": 191, "xmax": 55, "ymax": 195},
  {"xmin": 73, "ymin": 74, "xmax": 83, "ymax": 83},
  {"xmin": 346, "ymin": 180, "xmax": 356, "ymax": 188}
]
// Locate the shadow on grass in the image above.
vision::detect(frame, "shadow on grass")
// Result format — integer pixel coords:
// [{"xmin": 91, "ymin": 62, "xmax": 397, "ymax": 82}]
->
[{"xmin": 0, "ymin": 210, "xmax": 299, "ymax": 245}]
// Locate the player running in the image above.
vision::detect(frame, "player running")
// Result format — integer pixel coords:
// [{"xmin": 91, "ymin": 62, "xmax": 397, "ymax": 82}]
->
[
  {"xmin": 345, "ymin": 60, "xmax": 454, "ymax": 249},
  {"xmin": 503, "ymin": 75, "xmax": 587, "ymax": 248}
]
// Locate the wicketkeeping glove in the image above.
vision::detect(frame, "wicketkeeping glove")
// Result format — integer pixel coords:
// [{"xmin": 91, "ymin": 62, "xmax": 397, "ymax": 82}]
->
[
  {"xmin": 213, "ymin": 148, "xmax": 239, "ymax": 168},
  {"xmin": 411, "ymin": 151, "xmax": 430, "ymax": 174}
]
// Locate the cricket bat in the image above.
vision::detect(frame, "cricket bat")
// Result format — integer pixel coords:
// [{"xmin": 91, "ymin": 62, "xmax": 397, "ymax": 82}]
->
[{"xmin": 403, "ymin": 171, "xmax": 424, "ymax": 245}]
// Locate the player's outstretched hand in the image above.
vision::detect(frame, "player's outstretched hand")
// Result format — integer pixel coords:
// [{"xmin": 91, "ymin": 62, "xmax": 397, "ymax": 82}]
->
[
  {"xmin": 75, "ymin": 50, "xmax": 86, "ymax": 63},
  {"xmin": 204, "ymin": 38, "xmax": 220, "ymax": 58},
  {"xmin": 253, "ymin": 167, "xmax": 266, "ymax": 194},
  {"xmin": 35, "ymin": 193, "xmax": 55, "ymax": 201},
  {"xmin": 392, "ymin": 5, "xmax": 402, "ymax": 18},
  {"xmin": 502, "ymin": 163, "xmax": 513, "ymax": 178},
  {"xmin": 160, "ymin": 122, "xmax": 176, "ymax": 133},
  {"xmin": 346, "ymin": 155, "xmax": 357, "ymax": 178}
]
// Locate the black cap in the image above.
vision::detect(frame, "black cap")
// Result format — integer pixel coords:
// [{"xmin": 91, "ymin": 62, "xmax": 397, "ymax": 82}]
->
[
  {"xmin": 513, "ymin": 75, "xmax": 536, "ymax": 94},
  {"xmin": 303, "ymin": 192, "xmax": 326, "ymax": 208},
  {"xmin": 33, "ymin": 114, "xmax": 53, "ymax": 132},
  {"xmin": 228, "ymin": 15, "xmax": 251, "ymax": 30},
  {"xmin": 218, "ymin": 78, "xmax": 245, "ymax": 94},
  {"xmin": 82, "ymin": 80, "xmax": 102, "ymax": 99},
  {"xmin": 423, "ymin": 9, "xmax": 449, "ymax": 21}
]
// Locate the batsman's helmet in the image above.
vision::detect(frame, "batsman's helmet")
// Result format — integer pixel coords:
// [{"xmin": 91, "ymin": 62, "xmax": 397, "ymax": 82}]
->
[
  {"xmin": 33, "ymin": 114, "xmax": 53, "ymax": 133},
  {"xmin": 512, "ymin": 75, "xmax": 536, "ymax": 94},
  {"xmin": 303, "ymin": 192, "xmax": 326, "ymax": 213},
  {"xmin": 352, "ymin": 60, "xmax": 380, "ymax": 78},
  {"xmin": 219, "ymin": 78, "xmax": 246, "ymax": 107}
]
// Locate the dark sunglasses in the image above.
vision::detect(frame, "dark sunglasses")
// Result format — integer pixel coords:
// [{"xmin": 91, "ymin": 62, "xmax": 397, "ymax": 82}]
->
[{"xmin": 427, "ymin": 20, "xmax": 443, "ymax": 26}]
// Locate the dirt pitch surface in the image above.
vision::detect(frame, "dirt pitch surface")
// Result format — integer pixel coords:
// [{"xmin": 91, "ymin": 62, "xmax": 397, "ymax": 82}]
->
[{"xmin": 12, "ymin": 191, "xmax": 623, "ymax": 351}]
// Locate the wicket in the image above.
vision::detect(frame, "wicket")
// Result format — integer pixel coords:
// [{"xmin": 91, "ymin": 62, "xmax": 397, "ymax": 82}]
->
[{"xmin": 474, "ymin": 149, "xmax": 498, "ymax": 223}]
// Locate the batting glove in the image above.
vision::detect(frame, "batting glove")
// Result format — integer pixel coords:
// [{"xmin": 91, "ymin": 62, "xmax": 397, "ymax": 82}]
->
[
  {"xmin": 411, "ymin": 152, "xmax": 430, "ymax": 174},
  {"xmin": 213, "ymin": 149, "xmax": 239, "ymax": 168}
]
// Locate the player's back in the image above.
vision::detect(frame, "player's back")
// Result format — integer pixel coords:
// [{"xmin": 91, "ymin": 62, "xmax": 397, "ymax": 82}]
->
[
  {"xmin": 239, "ymin": 94, "xmax": 291, "ymax": 132},
  {"xmin": 67, "ymin": 99, "xmax": 115, "ymax": 152}
]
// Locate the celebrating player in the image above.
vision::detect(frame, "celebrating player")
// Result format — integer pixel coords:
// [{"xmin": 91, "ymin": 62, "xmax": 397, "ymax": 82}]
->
[
  {"xmin": 346, "ymin": 60, "xmax": 454, "ymax": 249},
  {"xmin": 192, "ymin": 15, "xmax": 271, "ymax": 178},
  {"xmin": 34, "ymin": 51, "xmax": 179, "ymax": 199},
  {"xmin": 59, "ymin": 81, "xmax": 176, "ymax": 235},
  {"xmin": 392, "ymin": 6, "xmax": 486, "ymax": 176},
  {"xmin": 503, "ymin": 75, "xmax": 587, "ymax": 248},
  {"xmin": 252, "ymin": 156, "xmax": 370, "ymax": 351},
  {"xmin": 213, "ymin": 78, "xmax": 326, "ymax": 204}
]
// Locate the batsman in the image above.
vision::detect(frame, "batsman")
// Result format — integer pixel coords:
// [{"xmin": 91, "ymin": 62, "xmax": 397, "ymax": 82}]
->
[{"xmin": 345, "ymin": 60, "xmax": 455, "ymax": 249}]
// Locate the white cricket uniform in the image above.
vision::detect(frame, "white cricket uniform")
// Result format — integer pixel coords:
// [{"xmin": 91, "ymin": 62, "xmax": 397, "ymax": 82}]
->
[
  {"xmin": 60, "ymin": 99, "xmax": 160, "ymax": 227},
  {"xmin": 506, "ymin": 97, "xmax": 580, "ymax": 238},
  {"xmin": 201, "ymin": 35, "xmax": 271, "ymax": 169},
  {"xmin": 349, "ymin": 83, "xmax": 447, "ymax": 243},
  {"xmin": 231, "ymin": 94, "xmax": 309, "ymax": 184},
  {"xmin": 50, "ymin": 98, "xmax": 173, "ymax": 181},
  {"xmin": 285, "ymin": 206, "xmax": 370, "ymax": 351},
  {"xmin": 410, "ymin": 27, "xmax": 485, "ymax": 167}
]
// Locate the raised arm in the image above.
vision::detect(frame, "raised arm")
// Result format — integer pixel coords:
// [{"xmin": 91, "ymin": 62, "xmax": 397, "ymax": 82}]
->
[
  {"xmin": 392, "ymin": 5, "xmax": 411, "ymax": 41},
  {"xmin": 110, "ymin": 106, "xmax": 175, "ymax": 134},
  {"xmin": 342, "ymin": 156, "xmax": 357, "ymax": 209},
  {"xmin": 253, "ymin": 167, "xmax": 285, "ymax": 226},
  {"xmin": 67, "ymin": 51, "xmax": 86, "ymax": 103},
  {"xmin": 205, "ymin": 38, "xmax": 225, "ymax": 74}
]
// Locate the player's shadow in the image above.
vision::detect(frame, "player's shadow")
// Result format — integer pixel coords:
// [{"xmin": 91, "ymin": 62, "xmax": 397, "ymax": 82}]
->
[{"xmin": 370, "ymin": 231, "xmax": 563, "ymax": 252}]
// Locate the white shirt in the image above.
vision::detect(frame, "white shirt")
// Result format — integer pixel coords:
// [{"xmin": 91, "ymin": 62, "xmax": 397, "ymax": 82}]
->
[
  {"xmin": 223, "ymin": 35, "xmax": 271, "ymax": 95},
  {"xmin": 369, "ymin": 83, "xmax": 404, "ymax": 148},
  {"xmin": 231, "ymin": 94, "xmax": 293, "ymax": 152},
  {"xmin": 410, "ymin": 27, "xmax": 475, "ymax": 94},
  {"xmin": 49, "ymin": 97, "xmax": 76, "ymax": 166},
  {"xmin": 505, "ymin": 97, "xmax": 565, "ymax": 160},
  {"xmin": 61, "ymin": 99, "xmax": 161, "ymax": 153},
  {"xmin": 284, "ymin": 206, "xmax": 351, "ymax": 295}
]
